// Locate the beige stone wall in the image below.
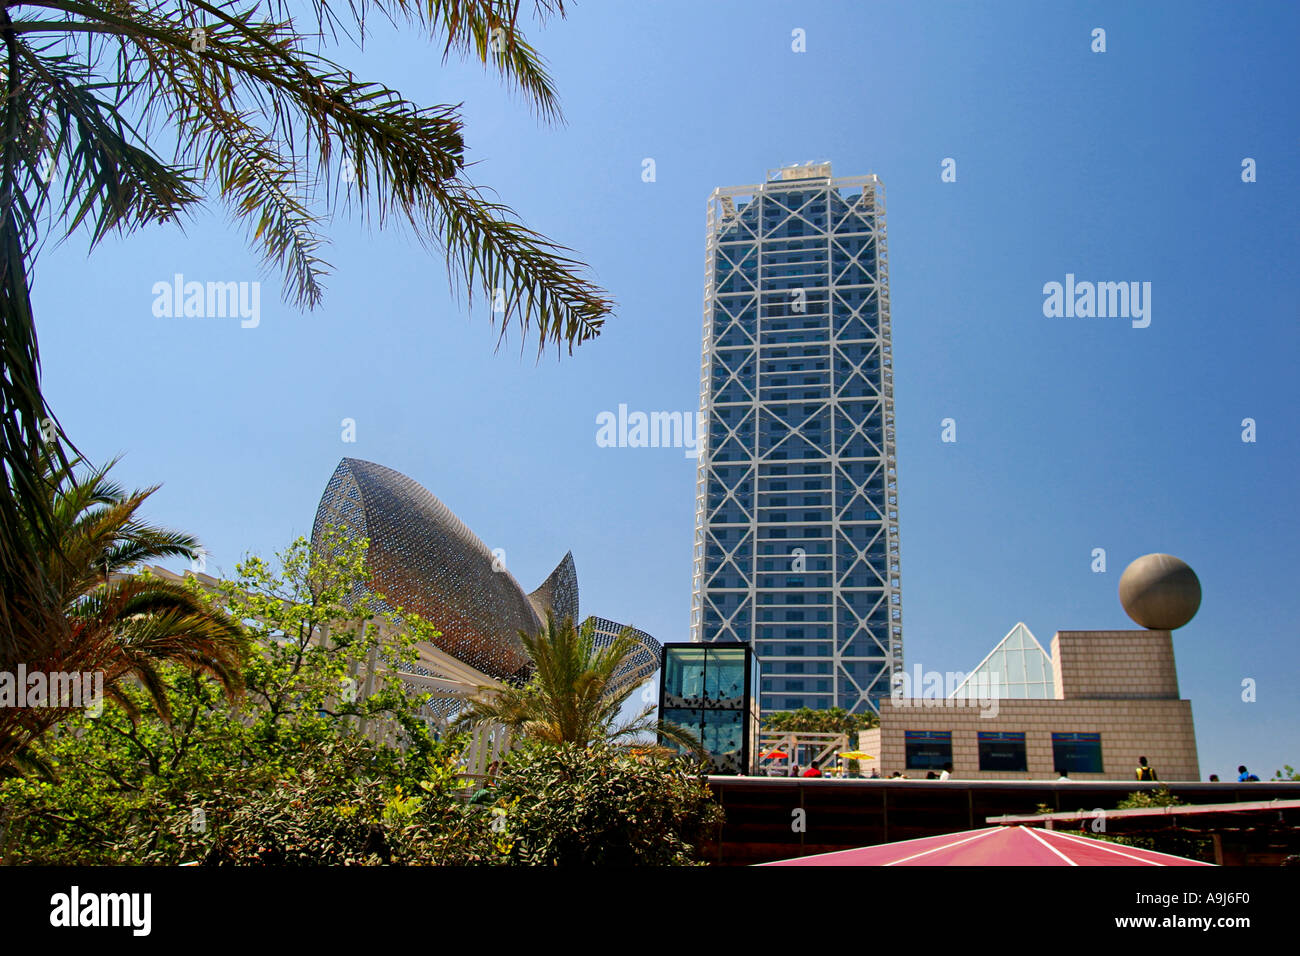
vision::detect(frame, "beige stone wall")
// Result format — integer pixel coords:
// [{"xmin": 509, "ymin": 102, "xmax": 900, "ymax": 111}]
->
[
  {"xmin": 1052, "ymin": 629, "xmax": 1180, "ymax": 700},
  {"xmin": 876, "ymin": 697, "xmax": 1199, "ymax": 781},
  {"xmin": 857, "ymin": 728, "xmax": 882, "ymax": 776}
]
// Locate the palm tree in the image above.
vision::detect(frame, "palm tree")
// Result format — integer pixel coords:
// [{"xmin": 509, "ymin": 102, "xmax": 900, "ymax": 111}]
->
[
  {"xmin": 0, "ymin": 1, "xmax": 613, "ymax": 655},
  {"xmin": 457, "ymin": 612, "xmax": 701, "ymax": 755},
  {"xmin": 0, "ymin": 455, "xmax": 247, "ymax": 772},
  {"xmin": 764, "ymin": 705, "xmax": 878, "ymax": 736}
]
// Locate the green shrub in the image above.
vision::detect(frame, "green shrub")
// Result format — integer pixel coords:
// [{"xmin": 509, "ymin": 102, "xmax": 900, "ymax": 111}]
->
[
  {"xmin": 486, "ymin": 742, "xmax": 723, "ymax": 866},
  {"xmin": 131, "ymin": 738, "xmax": 501, "ymax": 865}
]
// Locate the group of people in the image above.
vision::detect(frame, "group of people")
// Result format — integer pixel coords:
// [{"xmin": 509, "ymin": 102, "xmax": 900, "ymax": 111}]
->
[
  {"xmin": 784, "ymin": 764, "xmax": 954, "ymax": 780},
  {"xmin": 777, "ymin": 755, "xmax": 1166, "ymax": 781},
  {"xmin": 762, "ymin": 759, "xmax": 882, "ymax": 779},
  {"xmin": 884, "ymin": 764, "xmax": 952, "ymax": 780},
  {"xmin": 1051, "ymin": 755, "xmax": 1157, "ymax": 781},
  {"xmin": 1057, "ymin": 758, "xmax": 1264, "ymax": 783},
  {"xmin": 1207, "ymin": 765, "xmax": 1261, "ymax": 782},
  {"xmin": 1128, "ymin": 758, "xmax": 1264, "ymax": 783}
]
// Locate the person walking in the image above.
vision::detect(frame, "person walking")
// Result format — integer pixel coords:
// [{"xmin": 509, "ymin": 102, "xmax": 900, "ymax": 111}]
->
[
  {"xmin": 1135, "ymin": 756, "xmax": 1157, "ymax": 781},
  {"xmin": 1237, "ymin": 765, "xmax": 1260, "ymax": 782},
  {"xmin": 939, "ymin": 762, "xmax": 953, "ymax": 781},
  {"xmin": 801, "ymin": 760, "xmax": 823, "ymax": 778}
]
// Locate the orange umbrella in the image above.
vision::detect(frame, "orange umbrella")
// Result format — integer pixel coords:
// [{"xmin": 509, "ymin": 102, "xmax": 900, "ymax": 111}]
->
[{"xmin": 762, "ymin": 750, "xmax": 788, "ymax": 760}]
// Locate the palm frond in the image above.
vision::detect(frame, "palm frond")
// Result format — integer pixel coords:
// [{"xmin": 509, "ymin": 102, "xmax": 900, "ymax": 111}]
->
[
  {"xmin": 456, "ymin": 611, "xmax": 695, "ymax": 755},
  {"xmin": 0, "ymin": 452, "xmax": 246, "ymax": 770},
  {"xmin": 0, "ymin": 0, "xmax": 610, "ymax": 633}
]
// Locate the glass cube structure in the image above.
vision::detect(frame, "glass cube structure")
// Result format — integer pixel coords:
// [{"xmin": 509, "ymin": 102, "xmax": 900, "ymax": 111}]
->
[{"xmin": 659, "ymin": 642, "xmax": 760, "ymax": 775}]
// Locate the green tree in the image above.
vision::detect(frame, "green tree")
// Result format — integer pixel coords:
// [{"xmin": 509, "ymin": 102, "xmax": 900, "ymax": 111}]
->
[
  {"xmin": 763, "ymin": 706, "xmax": 879, "ymax": 736},
  {"xmin": 0, "ymin": 455, "xmax": 245, "ymax": 774},
  {"xmin": 762, "ymin": 706, "xmax": 878, "ymax": 773},
  {"xmin": 0, "ymin": 1, "xmax": 612, "ymax": 661},
  {"xmin": 0, "ymin": 528, "xmax": 472, "ymax": 864},
  {"xmin": 485, "ymin": 741, "xmax": 723, "ymax": 865},
  {"xmin": 205, "ymin": 525, "xmax": 446, "ymax": 756},
  {"xmin": 0, "ymin": 530, "xmax": 730, "ymax": 866},
  {"xmin": 1272, "ymin": 765, "xmax": 1299, "ymax": 781},
  {"xmin": 457, "ymin": 611, "xmax": 700, "ymax": 753},
  {"xmin": 129, "ymin": 734, "xmax": 503, "ymax": 866}
]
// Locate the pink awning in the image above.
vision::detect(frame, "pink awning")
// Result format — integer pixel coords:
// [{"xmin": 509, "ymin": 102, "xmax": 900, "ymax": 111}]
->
[{"xmin": 761, "ymin": 826, "xmax": 1214, "ymax": 866}]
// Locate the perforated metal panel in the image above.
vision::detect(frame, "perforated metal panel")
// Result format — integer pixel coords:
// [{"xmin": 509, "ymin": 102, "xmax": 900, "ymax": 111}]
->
[
  {"xmin": 313, "ymin": 459, "xmax": 545, "ymax": 681},
  {"xmin": 583, "ymin": 615, "xmax": 662, "ymax": 688},
  {"xmin": 528, "ymin": 553, "xmax": 579, "ymax": 626},
  {"xmin": 312, "ymin": 459, "xmax": 662, "ymax": 687}
]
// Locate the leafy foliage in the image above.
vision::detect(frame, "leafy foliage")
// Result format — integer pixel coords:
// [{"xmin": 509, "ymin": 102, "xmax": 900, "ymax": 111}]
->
[
  {"xmin": 0, "ymin": 1, "xmax": 613, "ymax": 658},
  {"xmin": 762, "ymin": 706, "xmax": 879, "ymax": 736},
  {"xmin": 2, "ymin": 0, "xmax": 610, "ymax": 345},
  {"xmin": 0, "ymin": 529, "xmax": 469, "ymax": 864},
  {"xmin": 457, "ymin": 611, "xmax": 701, "ymax": 754},
  {"xmin": 0, "ymin": 530, "xmax": 728, "ymax": 866},
  {"xmin": 0, "ymin": 454, "xmax": 245, "ymax": 773},
  {"xmin": 483, "ymin": 742, "xmax": 723, "ymax": 866},
  {"xmin": 203, "ymin": 525, "xmax": 445, "ymax": 754},
  {"xmin": 127, "ymin": 736, "xmax": 502, "ymax": 866}
]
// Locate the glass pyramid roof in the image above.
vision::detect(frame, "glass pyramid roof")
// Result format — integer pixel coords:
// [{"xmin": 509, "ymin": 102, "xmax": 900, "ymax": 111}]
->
[{"xmin": 949, "ymin": 622, "xmax": 1055, "ymax": 700}]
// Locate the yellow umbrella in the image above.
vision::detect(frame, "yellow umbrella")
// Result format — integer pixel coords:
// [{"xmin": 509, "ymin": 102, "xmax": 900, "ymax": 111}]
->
[{"xmin": 839, "ymin": 751, "xmax": 875, "ymax": 760}]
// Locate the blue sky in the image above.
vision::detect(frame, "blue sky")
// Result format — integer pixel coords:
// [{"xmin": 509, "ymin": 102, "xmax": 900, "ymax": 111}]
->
[{"xmin": 33, "ymin": 1, "xmax": 1299, "ymax": 779}]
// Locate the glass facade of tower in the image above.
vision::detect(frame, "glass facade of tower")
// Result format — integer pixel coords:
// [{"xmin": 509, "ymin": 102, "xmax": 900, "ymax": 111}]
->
[{"xmin": 690, "ymin": 164, "xmax": 902, "ymax": 717}]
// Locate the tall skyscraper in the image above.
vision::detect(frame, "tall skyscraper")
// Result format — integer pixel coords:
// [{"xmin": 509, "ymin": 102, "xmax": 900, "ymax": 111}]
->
[{"xmin": 690, "ymin": 162, "xmax": 902, "ymax": 717}]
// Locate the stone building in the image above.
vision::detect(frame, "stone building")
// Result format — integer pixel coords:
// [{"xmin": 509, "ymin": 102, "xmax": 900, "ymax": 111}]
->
[{"xmin": 858, "ymin": 554, "xmax": 1203, "ymax": 781}]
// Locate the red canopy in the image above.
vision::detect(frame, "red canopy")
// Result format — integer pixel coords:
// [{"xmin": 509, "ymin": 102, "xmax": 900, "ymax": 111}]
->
[{"xmin": 761, "ymin": 826, "xmax": 1214, "ymax": 866}]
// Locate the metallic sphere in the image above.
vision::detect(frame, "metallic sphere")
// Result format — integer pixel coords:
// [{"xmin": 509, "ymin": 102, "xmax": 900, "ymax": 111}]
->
[{"xmin": 1118, "ymin": 553, "xmax": 1201, "ymax": 630}]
